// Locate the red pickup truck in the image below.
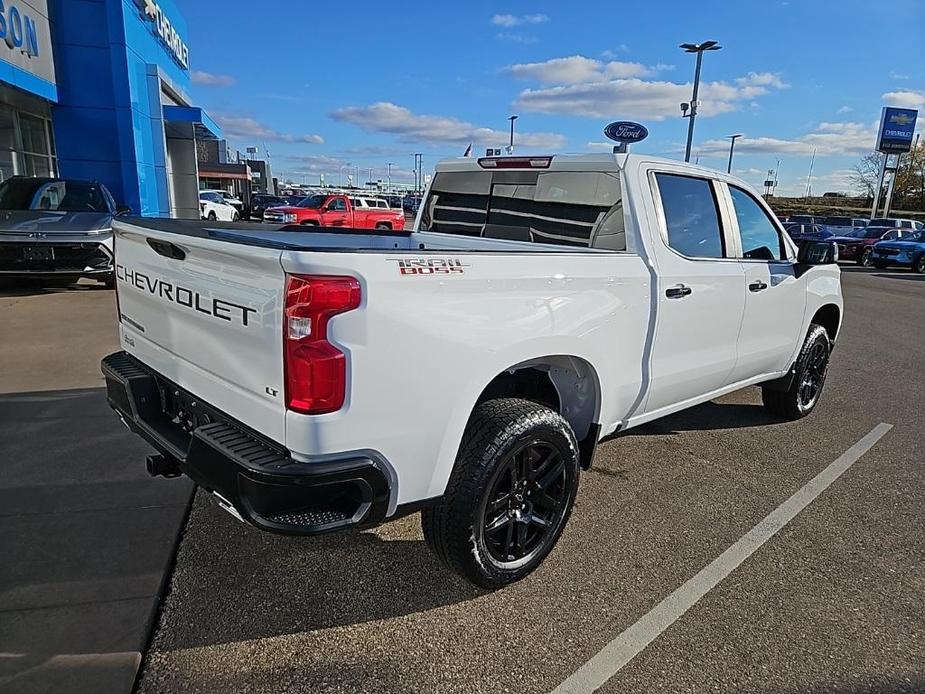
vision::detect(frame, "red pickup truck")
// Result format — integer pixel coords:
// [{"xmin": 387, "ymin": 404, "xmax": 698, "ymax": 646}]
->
[{"xmin": 262, "ymin": 194, "xmax": 405, "ymax": 230}]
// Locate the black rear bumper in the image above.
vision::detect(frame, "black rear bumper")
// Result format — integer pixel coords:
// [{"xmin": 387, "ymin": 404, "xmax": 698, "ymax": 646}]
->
[{"xmin": 101, "ymin": 351, "xmax": 390, "ymax": 535}]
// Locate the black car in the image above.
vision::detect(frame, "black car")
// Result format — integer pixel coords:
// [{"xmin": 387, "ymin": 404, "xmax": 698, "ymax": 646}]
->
[
  {"xmin": 247, "ymin": 193, "xmax": 286, "ymax": 221},
  {"xmin": 0, "ymin": 176, "xmax": 129, "ymax": 287},
  {"xmin": 784, "ymin": 222, "xmax": 833, "ymax": 243}
]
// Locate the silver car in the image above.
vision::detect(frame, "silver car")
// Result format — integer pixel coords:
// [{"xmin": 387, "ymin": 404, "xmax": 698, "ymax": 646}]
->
[{"xmin": 0, "ymin": 177, "xmax": 129, "ymax": 287}]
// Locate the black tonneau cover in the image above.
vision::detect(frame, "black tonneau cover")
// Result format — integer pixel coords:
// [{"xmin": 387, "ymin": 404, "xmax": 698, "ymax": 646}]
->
[{"xmin": 114, "ymin": 218, "xmax": 412, "ymax": 251}]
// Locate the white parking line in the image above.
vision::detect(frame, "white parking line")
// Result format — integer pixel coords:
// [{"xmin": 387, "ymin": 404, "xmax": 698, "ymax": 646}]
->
[{"xmin": 551, "ymin": 422, "xmax": 893, "ymax": 694}]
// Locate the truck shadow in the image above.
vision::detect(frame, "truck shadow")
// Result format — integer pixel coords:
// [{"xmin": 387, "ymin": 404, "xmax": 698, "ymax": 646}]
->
[
  {"xmin": 152, "ymin": 494, "xmax": 483, "ymax": 652},
  {"xmin": 624, "ymin": 401, "xmax": 782, "ymax": 436}
]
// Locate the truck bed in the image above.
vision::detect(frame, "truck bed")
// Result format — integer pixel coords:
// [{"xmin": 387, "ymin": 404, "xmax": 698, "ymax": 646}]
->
[{"xmin": 115, "ymin": 218, "xmax": 614, "ymax": 254}]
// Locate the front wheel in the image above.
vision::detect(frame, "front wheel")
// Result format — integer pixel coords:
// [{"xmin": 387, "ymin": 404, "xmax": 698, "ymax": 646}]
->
[
  {"xmin": 422, "ymin": 398, "xmax": 580, "ymax": 589},
  {"xmin": 857, "ymin": 247, "xmax": 873, "ymax": 266},
  {"xmin": 232, "ymin": 212, "xmax": 240, "ymax": 222},
  {"xmin": 914, "ymin": 255, "xmax": 925, "ymax": 274},
  {"xmin": 762, "ymin": 324, "xmax": 831, "ymax": 420},
  {"xmin": 207, "ymin": 211, "xmax": 216, "ymax": 221}
]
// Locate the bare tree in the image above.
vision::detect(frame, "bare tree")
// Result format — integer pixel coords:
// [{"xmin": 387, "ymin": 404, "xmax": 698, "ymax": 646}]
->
[
  {"xmin": 850, "ymin": 152, "xmax": 882, "ymax": 199},
  {"xmin": 851, "ymin": 144, "xmax": 925, "ymax": 211}
]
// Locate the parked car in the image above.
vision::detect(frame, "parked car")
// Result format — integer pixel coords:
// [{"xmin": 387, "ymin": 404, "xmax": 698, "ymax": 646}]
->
[
  {"xmin": 402, "ymin": 196, "xmax": 422, "ymax": 213},
  {"xmin": 830, "ymin": 225, "xmax": 910, "ymax": 266},
  {"xmin": 868, "ymin": 217, "xmax": 924, "ymax": 230},
  {"xmin": 821, "ymin": 216, "xmax": 867, "ymax": 233},
  {"xmin": 102, "ymin": 154, "xmax": 842, "ymax": 588},
  {"xmin": 263, "ymin": 193, "xmax": 405, "ymax": 229},
  {"xmin": 787, "ymin": 214, "xmax": 818, "ymax": 225},
  {"xmin": 199, "ymin": 191, "xmax": 239, "ymax": 221},
  {"xmin": 0, "ymin": 176, "xmax": 129, "ymax": 287},
  {"xmin": 784, "ymin": 222, "xmax": 832, "ymax": 243},
  {"xmin": 201, "ymin": 188, "xmax": 244, "ymax": 213},
  {"xmin": 247, "ymin": 194, "xmax": 286, "ymax": 221},
  {"xmin": 870, "ymin": 229, "xmax": 925, "ymax": 272}
]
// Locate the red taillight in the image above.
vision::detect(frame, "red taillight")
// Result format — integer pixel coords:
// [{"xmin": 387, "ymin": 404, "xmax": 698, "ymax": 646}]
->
[{"xmin": 283, "ymin": 274, "xmax": 361, "ymax": 414}]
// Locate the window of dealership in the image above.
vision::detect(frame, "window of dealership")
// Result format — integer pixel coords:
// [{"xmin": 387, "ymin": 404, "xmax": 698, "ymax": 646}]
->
[
  {"xmin": 0, "ymin": 84, "xmax": 57, "ymax": 180},
  {"xmin": 0, "ymin": 0, "xmax": 220, "ymax": 217}
]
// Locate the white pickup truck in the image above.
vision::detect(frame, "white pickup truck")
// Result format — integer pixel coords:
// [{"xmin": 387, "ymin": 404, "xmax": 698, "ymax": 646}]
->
[{"xmin": 101, "ymin": 154, "xmax": 842, "ymax": 588}]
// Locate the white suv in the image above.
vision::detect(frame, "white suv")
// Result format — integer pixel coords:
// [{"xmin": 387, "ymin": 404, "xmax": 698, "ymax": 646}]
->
[{"xmin": 199, "ymin": 191, "xmax": 239, "ymax": 221}]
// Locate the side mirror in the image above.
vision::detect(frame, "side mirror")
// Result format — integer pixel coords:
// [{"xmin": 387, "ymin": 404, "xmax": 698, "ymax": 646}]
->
[
  {"xmin": 797, "ymin": 240, "xmax": 837, "ymax": 265},
  {"xmin": 115, "ymin": 205, "xmax": 131, "ymax": 216}
]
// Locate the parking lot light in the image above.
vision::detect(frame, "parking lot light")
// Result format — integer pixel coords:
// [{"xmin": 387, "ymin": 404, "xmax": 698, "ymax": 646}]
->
[
  {"xmin": 680, "ymin": 40, "xmax": 722, "ymax": 163},
  {"xmin": 727, "ymin": 134, "xmax": 743, "ymax": 173}
]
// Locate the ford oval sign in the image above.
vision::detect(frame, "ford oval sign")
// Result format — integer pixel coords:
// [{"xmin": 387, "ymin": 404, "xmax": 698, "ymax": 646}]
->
[{"xmin": 604, "ymin": 121, "xmax": 648, "ymax": 144}]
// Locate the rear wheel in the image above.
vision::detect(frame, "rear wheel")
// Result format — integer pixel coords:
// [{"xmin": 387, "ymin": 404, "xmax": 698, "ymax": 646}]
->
[
  {"xmin": 913, "ymin": 254, "xmax": 925, "ymax": 274},
  {"xmin": 232, "ymin": 211, "xmax": 240, "ymax": 222},
  {"xmin": 375, "ymin": 222, "xmax": 391, "ymax": 230},
  {"xmin": 422, "ymin": 398, "xmax": 580, "ymax": 589},
  {"xmin": 207, "ymin": 211, "xmax": 216, "ymax": 221},
  {"xmin": 857, "ymin": 247, "xmax": 873, "ymax": 266},
  {"xmin": 762, "ymin": 324, "xmax": 831, "ymax": 420}
]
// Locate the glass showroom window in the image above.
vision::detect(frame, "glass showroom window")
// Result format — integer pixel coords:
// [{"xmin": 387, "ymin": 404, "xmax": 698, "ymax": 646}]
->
[
  {"xmin": 18, "ymin": 113, "xmax": 56, "ymax": 177},
  {"xmin": 0, "ymin": 106, "xmax": 57, "ymax": 181}
]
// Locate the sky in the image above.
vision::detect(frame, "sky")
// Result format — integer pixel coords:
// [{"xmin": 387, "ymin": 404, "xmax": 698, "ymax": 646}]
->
[{"xmin": 177, "ymin": 0, "xmax": 924, "ymax": 195}]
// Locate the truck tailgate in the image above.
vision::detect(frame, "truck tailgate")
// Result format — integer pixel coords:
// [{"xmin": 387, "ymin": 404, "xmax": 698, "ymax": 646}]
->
[{"xmin": 113, "ymin": 221, "xmax": 287, "ymax": 444}]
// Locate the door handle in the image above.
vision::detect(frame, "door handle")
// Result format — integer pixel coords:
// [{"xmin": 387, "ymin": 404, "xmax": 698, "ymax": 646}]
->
[
  {"xmin": 665, "ymin": 284, "xmax": 692, "ymax": 299},
  {"xmin": 749, "ymin": 280, "xmax": 768, "ymax": 292}
]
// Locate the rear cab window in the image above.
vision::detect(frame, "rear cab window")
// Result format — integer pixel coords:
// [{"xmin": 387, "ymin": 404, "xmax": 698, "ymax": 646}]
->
[
  {"xmin": 653, "ymin": 173, "xmax": 726, "ymax": 258},
  {"xmin": 419, "ymin": 169, "xmax": 626, "ymax": 250}
]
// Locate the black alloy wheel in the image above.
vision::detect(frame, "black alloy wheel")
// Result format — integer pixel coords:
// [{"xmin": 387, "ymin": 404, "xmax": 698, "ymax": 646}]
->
[
  {"xmin": 797, "ymin": 340, "xmax": 829, "ymax": 412},
  {"xmin": 858, "ymin": 247, "xmax": 873, "ymax": 266},
  {"xmin": 480, "ymin": 440, "xmax": 568, "ymax": 567}
]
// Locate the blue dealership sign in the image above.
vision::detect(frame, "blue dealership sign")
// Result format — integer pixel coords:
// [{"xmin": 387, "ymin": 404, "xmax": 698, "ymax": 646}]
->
[
  {"xmin": 876, "ymin": 107, "xmax": 918, "ymax": 153},
  {"xmin": 604, "ymin": 121, "xmax": 649, "ymax": 144}
]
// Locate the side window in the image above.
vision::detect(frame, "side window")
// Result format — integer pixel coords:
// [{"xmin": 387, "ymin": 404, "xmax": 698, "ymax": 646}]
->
[
  {"xmin": 329, "ymin": 198, "xmax": 346, "ymax": 211},
  {"xmin": 884, "ymin": 230, "xmax": 899, "ymax": 240},
  {"xmin": 729, "ymin": 186, "xmax": 784, "ymax": 261},
  {"xmin": 654, "ymin": 173, "xmax": 725, "ymax": 258}
]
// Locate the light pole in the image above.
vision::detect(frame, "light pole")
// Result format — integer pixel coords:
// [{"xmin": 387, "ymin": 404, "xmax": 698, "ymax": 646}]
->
[
  {"xmin": 387, "ymin": 162, "xmax": 393, "ymax": 192},
  {"xmin": 412, "ymin": 153, "xmax": 423, "ymax": 192},
  {"xmin": 680, "ymin": 40, "xmax": 722, "ymax": 163},
  {"xmin": 339, "ymin": 163, "xmax": 351, "ymax": 188},
  {"xmin": 726, "ymin": 134, "xmax": 743, "ymax": 173},
  {"xmin": 507, "ymin": 114, "xmax": 518, "ymax": 155}
]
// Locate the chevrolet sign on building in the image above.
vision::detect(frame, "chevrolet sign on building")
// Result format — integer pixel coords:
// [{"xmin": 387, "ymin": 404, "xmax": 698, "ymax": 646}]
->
[{"xmin": 137, "ymin": 0, "xmax": 189, "ymax": 70}]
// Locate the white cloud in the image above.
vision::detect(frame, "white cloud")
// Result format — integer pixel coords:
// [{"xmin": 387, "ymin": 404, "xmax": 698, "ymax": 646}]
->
[
  {"xmin": 889, "ymin": 72, "xmax": 910, "ymax": 80},
  {"xmin": 213, "ymin": 114, "xmax": 324, "ymax": 144},
  {"xmin": 837, "ymin": 105, "xmax": 853, "ymax": 114},
  {"xmin": 586, "ymin": 141, "xmax": 616, "ymax": 151},
  {"xmin": 491, "ymin": 13, "xmax": 549, "ymax": 27},
  {"xmin": 601, "ymin": 45, "xmax": 630, "ymax": 58},
  {"xmin": 882, "ymin": 89, "xmax": 925, "ymax": 109},
  {"xmin": 512, "ymin": 65, "xmax": 788, "ymax": 120},
  {"xmin": 496, "ymin": 32, "xmax": 539, "ymax": 44},
  {"xmin": 696, "ymin": 121, "xmax": 876, "ymax": 158},
  {"xmin": 191, "ymin": 70, "xmax": 235, "ymax": 87},
  {"xmin": 330, "ymin": 102, "xmax": 566, "ymax": 149},
  {"xmin": 506, "ymin": 55, "xmax": 672, "ymax": 84}
]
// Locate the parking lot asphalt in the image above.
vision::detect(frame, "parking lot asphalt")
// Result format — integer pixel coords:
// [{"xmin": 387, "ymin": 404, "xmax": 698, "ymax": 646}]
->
[
  {"xmin": 0, "ymin": 281, "xmax": 194, "ymax": 694},
  {"xmin": 3, "ymin": 268, "xmax": 923, "ymax": 694}
]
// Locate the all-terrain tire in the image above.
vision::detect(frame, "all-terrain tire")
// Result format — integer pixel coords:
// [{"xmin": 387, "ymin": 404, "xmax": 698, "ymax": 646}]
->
[
  {"xmin": 762, "ymin": 324, "xmax": 831, "ymax": 420},
  {"xmin": 421, "ymin": 398, "xmax": 580, "ymax": 589}
]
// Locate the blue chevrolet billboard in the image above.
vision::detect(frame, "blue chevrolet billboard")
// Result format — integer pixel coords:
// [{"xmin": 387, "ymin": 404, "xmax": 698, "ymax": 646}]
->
[{"xmin": 876, "ymin": 107, "xmax": 918, "ymax": 153}]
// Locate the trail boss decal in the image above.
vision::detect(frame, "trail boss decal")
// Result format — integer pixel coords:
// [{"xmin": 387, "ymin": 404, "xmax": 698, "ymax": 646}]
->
[
  {"xmin": 388, "ymin": 258, "xmax": 469, "ymax": 275},
  {"xmin": 116, "ymin": 264, "xmax": 256, "ymax": 326}
]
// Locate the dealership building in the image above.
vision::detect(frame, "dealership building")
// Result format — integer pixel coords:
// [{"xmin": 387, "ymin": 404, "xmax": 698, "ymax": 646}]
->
[{"xmin": 0, "ymin": 0, "xmax": 221, "ymax": 217}]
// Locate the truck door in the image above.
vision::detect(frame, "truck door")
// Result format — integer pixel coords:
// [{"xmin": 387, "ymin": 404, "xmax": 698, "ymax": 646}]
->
[
  {"xmin": 321, "ymin": 196, "xmax": 350, "ymax": 226},
  {"xmin": 642, "ymin": 170, "xmax": 746, "ymax": 414},
  {"xmin": 723, "ymin": 184, "xmax": 806, "ymax": 382}
]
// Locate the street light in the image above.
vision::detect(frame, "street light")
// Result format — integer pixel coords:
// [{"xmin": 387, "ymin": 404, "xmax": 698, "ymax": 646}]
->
[
  {"xmin": 507, "ymin": 114, "xmax": 518, "ymax": 155},
  {"xmin": 680, "ymin": 40, "xmax": 722, "ymax": 163},
  {"xmin": 387, "ymin": 162, "xmax": 393, "ymax": 192},
  {"xmin": 726, "ymin": 133, "xmax": 743, "ymax": 173}
]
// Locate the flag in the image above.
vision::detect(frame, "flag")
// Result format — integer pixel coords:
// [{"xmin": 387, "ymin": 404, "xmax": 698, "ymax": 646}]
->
[{"xmin": 463, "ymin": 143, "xmax": 472, "ymax": 157}]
